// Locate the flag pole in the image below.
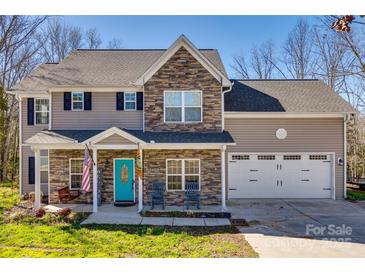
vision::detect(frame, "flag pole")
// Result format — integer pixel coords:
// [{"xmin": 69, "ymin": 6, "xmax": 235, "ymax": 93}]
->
[{"xmin": 85, "ymin": 143, "xmax": 96, "ymax": 166}]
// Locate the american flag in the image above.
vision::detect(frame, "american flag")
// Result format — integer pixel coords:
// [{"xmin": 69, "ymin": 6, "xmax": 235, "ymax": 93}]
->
[{"xmin": 81, "ymin": 147, "xmax": 92, "ymax": 192}]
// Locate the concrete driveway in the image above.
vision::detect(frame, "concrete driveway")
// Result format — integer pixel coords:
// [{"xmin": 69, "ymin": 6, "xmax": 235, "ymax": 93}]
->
[{"xmin": 227, "ymin": 199, "xmax": 365, "ymax": 257}]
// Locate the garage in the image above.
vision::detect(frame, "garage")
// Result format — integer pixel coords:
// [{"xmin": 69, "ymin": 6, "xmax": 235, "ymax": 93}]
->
[{"xmin": 228, "ymin": 153, "xmax": 334, "ymax": 199}]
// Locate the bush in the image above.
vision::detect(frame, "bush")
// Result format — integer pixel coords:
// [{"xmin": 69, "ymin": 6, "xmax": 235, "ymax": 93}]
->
[
  {"xmin": 34, "ymin": 207, "xmax": 46, "ymax": 218},
  {"xmin": 58, "ymin": 207, "xmax": 72, "ymax": 217}
]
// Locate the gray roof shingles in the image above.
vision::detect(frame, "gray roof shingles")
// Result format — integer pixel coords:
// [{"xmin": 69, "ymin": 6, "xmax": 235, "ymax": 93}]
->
[
  {"xmin": 224, "ymin": 79, "xmax": 355, "ymax": 113},
  {"xmin": 11, "ymin": 49, "xmax": 227, "ymax": 92}
]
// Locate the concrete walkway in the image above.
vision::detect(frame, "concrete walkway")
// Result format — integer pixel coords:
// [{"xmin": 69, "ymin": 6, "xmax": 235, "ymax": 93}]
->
[
  {"xmin": 81, "ymin": 213, "xmax": 230, "ymax": 226},
  {"xmin": 78, "ymin": 204, "xmax": 230, "ymax": 226}
]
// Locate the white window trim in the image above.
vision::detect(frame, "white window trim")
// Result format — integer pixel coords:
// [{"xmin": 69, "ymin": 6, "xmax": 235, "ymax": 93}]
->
[
  {"xmin": 124, "ymin": 92, "xmax": 136, "ymax": 111},
  {"xmin": 71, "ymin": 91, "xmax": 84, "ymax": 111},
  {"xmin": 165, "ymin": 158, "xmax": 200, "ymax": 191},
  {"xmin": 35, "ymin": 98, "xmax": 49, "ymax": 125},
  {"xmin": 163, "ymin": 90, "xmax": 203, "ymax": 123},
  {"xmin": 69, "ymin": 158, "xmax": 83, "ymax": 190},
  {"xmin": 40, "ymin": 155, "xmax": 48, "ymax": 184}
]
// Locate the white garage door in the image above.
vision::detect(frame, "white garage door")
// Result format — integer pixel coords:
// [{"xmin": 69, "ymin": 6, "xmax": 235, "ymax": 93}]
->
[{"xmin": 228, "ymin": 153, "xmax": 334, "ymax": 199}]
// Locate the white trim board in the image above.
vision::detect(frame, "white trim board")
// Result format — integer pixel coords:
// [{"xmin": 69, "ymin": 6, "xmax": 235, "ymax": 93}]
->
[{"xmin": 82, "ymin": 127, "xmax": 145, "ymax": 145}]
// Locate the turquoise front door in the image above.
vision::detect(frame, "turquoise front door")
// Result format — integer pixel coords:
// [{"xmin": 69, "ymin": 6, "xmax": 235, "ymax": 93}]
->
[{"xmin": 114, "ymin": 159, "xmax": 134, "ymax": 202}]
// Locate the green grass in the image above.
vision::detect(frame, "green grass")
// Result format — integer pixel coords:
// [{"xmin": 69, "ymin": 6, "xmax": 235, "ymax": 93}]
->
[
  {"xmin": 347, "ymin": 189, "xmax": 365, "ymax": 201},
  {"xmin": 0, "ymin": 183, "xmax": 257, "ymax": 258}
]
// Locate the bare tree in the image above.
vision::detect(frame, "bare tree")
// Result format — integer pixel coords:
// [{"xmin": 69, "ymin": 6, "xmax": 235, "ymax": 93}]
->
[
  {"xmin": 85, "ymin": 28, "xmax": 102, "ymax": 49},
  {"xmin": 107, "ymin": 38, "xmax": 123, "ymax": 49},
  {"xmin": 283, "ymin": 19, "xmax": 316, "ymax": 79},
  {"xmin": 0, "ymin": 16, "xmax": 47, "ymax": 182},
  {"xmin": 39, "ymin": 18, "xmax": 83, "ymax": 63},
  {"xmin": 231, "ymin": 54, "xmax": 250, "ymax": 79}
]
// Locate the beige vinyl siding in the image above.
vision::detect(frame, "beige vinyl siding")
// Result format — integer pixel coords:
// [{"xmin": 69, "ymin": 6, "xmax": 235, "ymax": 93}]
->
[
  {"xmin": 21, "ymin": 146, "xmax": 48, "ymax": 195},
  {"xmin": 21, "ymin": 99, "xmax": 49, "ymax": 143},
  {"xmin": 95, "ymin": 134, "xmax": 134, "ymax": 145},
  {"xmin": 51, "ymin": 92, "xmax": 143, "ymax": 130},
  {"xmin": 224, "ymin": 118, "xmax": 344, "ymax": 199}
]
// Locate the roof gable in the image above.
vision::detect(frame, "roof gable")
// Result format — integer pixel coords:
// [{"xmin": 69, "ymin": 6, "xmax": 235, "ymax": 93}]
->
[{"xmin": 135, "ymin": 35, "xmax": 231, "ymax": 87}]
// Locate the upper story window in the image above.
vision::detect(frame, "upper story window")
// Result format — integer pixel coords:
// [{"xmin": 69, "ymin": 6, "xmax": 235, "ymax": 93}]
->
[
  {"xmin": 164, "ymin": 91, "xmax": 202, "ymax": 123},
  {"xmin": 35, "ymin": 98, "xmax": 49, "ymax": 124},
  {"xmin": 72, "ymin": 92, "xmax": 84, "ymax": 110},
  {"xmin": 124, "ymin": 92, "xmax": 136, "ymax": 111}
]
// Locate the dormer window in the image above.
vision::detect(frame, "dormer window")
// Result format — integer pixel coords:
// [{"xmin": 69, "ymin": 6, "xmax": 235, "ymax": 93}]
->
[
  {"xmin": 72, "ymin": 92, "xmax": 84, "ymax": 110},
  {"xmin": 164, "ymin": 90, "xmax": 202, "ymax": 123}
]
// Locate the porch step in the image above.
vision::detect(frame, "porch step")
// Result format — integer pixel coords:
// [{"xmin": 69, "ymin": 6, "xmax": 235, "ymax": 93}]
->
[{"xmin": 114, "ymin": 201, "xmax": 136, "ymax": 207}]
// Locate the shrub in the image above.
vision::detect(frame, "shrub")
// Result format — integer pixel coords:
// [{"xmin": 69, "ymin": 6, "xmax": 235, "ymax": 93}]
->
[
  {"xmin": 58, "ymin": 207, "xmax": 72, "ymax": 217},
  {"xmin": 34, "ymin": 208, "xmax": 46, "ymax": 218}
]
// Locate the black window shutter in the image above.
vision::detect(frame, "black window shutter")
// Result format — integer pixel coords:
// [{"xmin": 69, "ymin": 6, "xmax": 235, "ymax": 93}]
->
[
  {"xmin": 27, "ymin": 98, "xmax": 34, "ymax": 125},
  {"xmin": 84, "ymin": 92, "xmax": 92, "ymax": 110},
  {"xmin": 29, "ymin": 156, "xmax": 35, "ymax": 185},
  {"xmin": 137, "ymin": 92, "xmax": 143, "ymax": 110},
  {"xmin": 116, "ymin": 92, "xmax": 124, "ymax": 110},
  {"xmin": 64, "ymin": 92, "xmax": 71, "ymax": 110}
]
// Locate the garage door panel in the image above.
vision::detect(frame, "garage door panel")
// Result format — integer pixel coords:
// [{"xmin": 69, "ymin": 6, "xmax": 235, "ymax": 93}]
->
[{"xmin": 228, "ymin": 153, "xmax": 333, "ymax": 199}]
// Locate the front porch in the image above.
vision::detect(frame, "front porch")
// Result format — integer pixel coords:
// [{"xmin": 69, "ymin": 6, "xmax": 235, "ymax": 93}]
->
[{"xmin": 27, "ymin": 127, "xmax": 234, "ymax": 214}]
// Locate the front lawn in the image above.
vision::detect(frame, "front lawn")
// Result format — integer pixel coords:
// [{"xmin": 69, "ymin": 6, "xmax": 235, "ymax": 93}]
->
[
  {"xmin": 0, "ymin": 183, "xmax": 257, "ymax": 258},
  {"xmin": 347, "ymin": 189, "xmax": 365, "ymax": 201}
]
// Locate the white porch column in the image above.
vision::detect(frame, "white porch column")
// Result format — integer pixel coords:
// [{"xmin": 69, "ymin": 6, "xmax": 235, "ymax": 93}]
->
[
  {"xmin": 221, "ymin": 145, "xmax": 226, "ymax": 211},
  {"xmin": 92, "ymin": 148, "xmax": 98, "ymax": 213},
  {"xmin": 138, "ymin": 147, "xmax": 143, "ymax": 212},
  {"xmin": 34, "ymin": 148, "xmax": 41, "ymax": 209}
]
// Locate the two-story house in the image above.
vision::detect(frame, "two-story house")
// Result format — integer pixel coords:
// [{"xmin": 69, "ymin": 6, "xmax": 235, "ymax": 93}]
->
[{"xmin": 8, "ymin": 35, "xmax": 355, "ymax": 213}]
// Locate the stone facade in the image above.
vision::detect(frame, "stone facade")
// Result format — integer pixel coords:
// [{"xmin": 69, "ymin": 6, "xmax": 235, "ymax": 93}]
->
[
  {"xmin": 49, "ymin": 150, "xmax": 93, "ymax": 204},
  {"xmin": 49, "ymin": 149, "xmax": 139, "ymax": 204},
  {"xmin": 143, "ymin": 149, "xmax": 222, "ymax": 206},
  {"xmin": 144, "ymin": 47, "xmax": 222, "ymax": 132}
]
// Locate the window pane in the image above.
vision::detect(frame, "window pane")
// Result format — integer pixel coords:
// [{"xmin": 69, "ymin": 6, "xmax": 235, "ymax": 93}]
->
[
  {"xmin": 167, "ymin": 160, "xmax": 182, "ymax": 174},
  {"xmin": 167, "ymin": 175, "xmax": 182, "ymax": 190},
  {"xmin": 125, "ymin": 92, "xmax": 135, "ymax": 101},
  {"xmin": 40, "ymin": 171, "xmax": 48, "ymax": 184},
  {"xmin": 73, "ymin": 92, "xmax": 83, "ymax": 101},
  {"xmin": 71, "ymin": 175, "xmax": 82, "ymax": 189},
  {"xmin": 184, "ymin": 92, "xmax": 201, "ymax": 106},
  {"xmin": 165, "ymin": 92, "xmax": 182, "ymax": 107},
  {"xmin": 73, "ymin": 102, "xmax": 83, "ymax": 110},
  {"xmin": 185, "ymin": 175, "xmax": 199, "ymax": 184},
  {"xmin": 71, "ymin": 160, "xmax": 83, "ymax": 173},
  {"xmin": 185, "ymin": 107, "xmax": 201, "ymax": 122},
  {"xmin": 36, "ymin": 99, "xmax": 49, "ymax": 111},
  {"xmin": 165, "ymin": 107, "xmax": 182, "ymax": 122},
  {"xmin": 185, "ymin": 160, "xmax": 199, "ymax": 174},
  {"xmin": 125, "ymin": 102, "xmax": 136, "ymax": 110},
  {"xmin": 36, "ymin": 112, "xmax": 49, "ymax": 124},
  {"xmin": 40, "ymin": 157, "xmax": 48, "ymax": 170}
]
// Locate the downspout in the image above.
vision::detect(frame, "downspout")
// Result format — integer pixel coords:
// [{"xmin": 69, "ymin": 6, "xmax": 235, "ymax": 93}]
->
[
  {"xmin": 221, "ymin": 81, "xmax": 234, "ymax": 131},
  {"xmin": 343, "ymin": 113, "xmax": 352, "ymax": 199}
]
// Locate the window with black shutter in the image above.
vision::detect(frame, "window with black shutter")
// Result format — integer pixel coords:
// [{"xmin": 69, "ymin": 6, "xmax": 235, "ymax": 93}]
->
[
  {"xmin": 84, "ymin": 92, "xmax": 92, "ymax": 110},
  {"xmin": 116, "ymin": 92, "xmax": 124, "ymax": 110},
  {"xmin": 137, "ymin": 92, "xmax": 143, "ymax": 110},
  {"xmin": 64, "ymin": 92, "xmax": 71, "ymax": 110},
  {"xmin": 28, "ymin": 156, "xmax": 35, "ymax": 185}
]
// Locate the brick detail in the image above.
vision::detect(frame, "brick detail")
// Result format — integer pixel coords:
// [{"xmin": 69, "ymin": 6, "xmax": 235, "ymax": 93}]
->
[
  {"xmin": 143, "ymin": 149, "xmax": 222, "ymax": 206},
  {"xmin": 144, "ymin": 47, "xmax": 222, "ymax": 132}
]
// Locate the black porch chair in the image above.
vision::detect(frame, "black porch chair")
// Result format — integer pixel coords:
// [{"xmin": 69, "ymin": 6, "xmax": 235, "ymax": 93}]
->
[
  {"xmin": 184, "ymin": 181, "xmax": 200, "ymax": 210},
  {"xmin": 150, "ymin": 180, "xmax": 166, "ymax": 209}
]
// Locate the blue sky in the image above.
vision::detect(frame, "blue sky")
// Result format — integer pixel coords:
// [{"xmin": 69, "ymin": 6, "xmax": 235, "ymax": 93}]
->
[{"xmin": 64, "ymin": 16, "xmax": 318, "ymax": 77}]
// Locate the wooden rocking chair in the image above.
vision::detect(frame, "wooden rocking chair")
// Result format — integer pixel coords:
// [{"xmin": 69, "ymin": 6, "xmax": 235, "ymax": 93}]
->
[{"xmin": 58, "ymin": 187, "xmax": 81, "ymax": 203}]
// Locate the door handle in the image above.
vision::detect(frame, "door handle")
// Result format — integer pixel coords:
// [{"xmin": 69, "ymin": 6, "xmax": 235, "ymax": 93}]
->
[
  {"xmin": 277, "ymin": 180, "xmax": 279, "ymax": 186},
  {"xmin": 281, "ymin": 180, "xmax": 282, "ymax": 186}
]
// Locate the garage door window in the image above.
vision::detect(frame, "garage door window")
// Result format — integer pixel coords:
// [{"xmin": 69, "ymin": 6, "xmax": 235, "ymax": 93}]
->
[
  {"xmin": 257, "ymin": 155, "xmax": 275, "ymax": 160},
  {"xmin": 166, "ymin": 159, "xmax": 200, "ymax": 191},
  {"xmin": 232, "ymin": 155, "xmax": 250, "ymax": 160},
  {"xmin": 309, "ymin": 155, "xmax": 327, "ymax": 160},
  {"xmin": 283, "ymin": 155, "xmax": 301, "ymax": 160}
]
